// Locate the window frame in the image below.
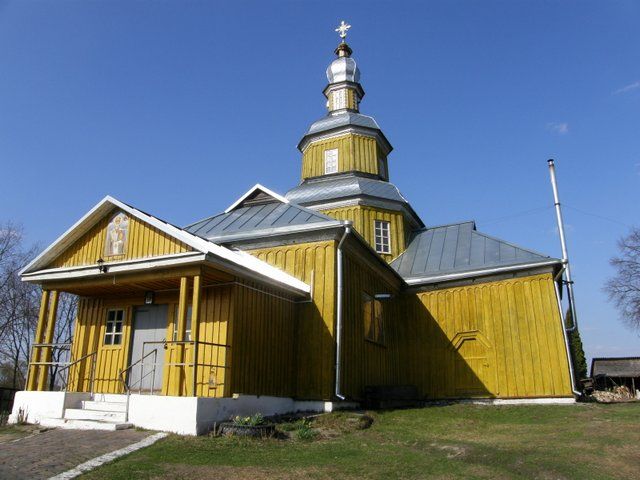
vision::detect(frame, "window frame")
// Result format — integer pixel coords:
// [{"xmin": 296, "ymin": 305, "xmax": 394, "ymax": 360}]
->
[
  {"xmin": 324, "ymin": 148, "xmax": 339, "ymax": 175},
  {"xmin": 332, "ymin": 89, "xmax": 347, "ymax": 110},
  {"xmin": 104, "ymin": 309, "xmax": 125, "ymax": 346},
  {"xmin": 363, "ymin": 292, "xmax": 385, "ymax": 345},
  {"xmin": 374, "ymin": 220, "xmax": 391, "ymax": 254}
]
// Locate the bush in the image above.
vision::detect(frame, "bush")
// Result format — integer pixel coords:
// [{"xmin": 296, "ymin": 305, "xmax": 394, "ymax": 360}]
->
[
  {"xmin": 294, "ymin": 418, "xmax": 318, "ymax": 441},
  {"xmin": 231, "ymin": 413, "xmax": 264, "ymax": 427}
]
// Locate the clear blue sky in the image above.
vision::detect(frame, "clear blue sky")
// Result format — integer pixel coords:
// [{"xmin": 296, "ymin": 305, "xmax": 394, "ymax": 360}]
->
[{"xmin": 1, "ymin": 1, "xmax": 638, "ymax": 367}]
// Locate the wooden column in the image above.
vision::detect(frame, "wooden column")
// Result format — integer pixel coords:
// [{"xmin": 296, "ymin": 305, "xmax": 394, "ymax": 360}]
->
[
  {"xmin": 27, "ymin": 290, "xmax": 50, "ymax": 391},
  {"xmin": 37, "ymin": 290, "xmax": 59, "ymax": 391},
  {"xmin": 174, "ymin": 277, "xmax": 189, "ymax": 396},
  {"xmin": 190, "ymin": 274, "xmax": 201, "ymax": 397}
]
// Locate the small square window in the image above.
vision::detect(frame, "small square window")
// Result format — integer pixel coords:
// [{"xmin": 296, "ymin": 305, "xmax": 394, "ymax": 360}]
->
[
  {"xmin": 104, "ymin": 309, "xmax": 124, "ymax": 345},
  {"xmin": 324, "ymin": 149, "xmax": 338, "ymax": 174},
  {"xmin": 374, "ymin": 220, "xmax": 391, "ymax": 254}
]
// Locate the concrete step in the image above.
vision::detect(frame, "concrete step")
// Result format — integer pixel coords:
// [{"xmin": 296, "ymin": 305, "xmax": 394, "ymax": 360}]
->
[
  {"xmin": 92, "ymin": 393, "xmax": 127, "ymax": 403},
  {"xmin": 65, "ymin": 408, "xmax": 127, "ymax": 423},
  {"xmin": 40, "ymin": 417, "xmax": 132, "ymax": 431},
  {"xmin": 81, "ymin": 400, "xmax": 127, "ymax": 413}
]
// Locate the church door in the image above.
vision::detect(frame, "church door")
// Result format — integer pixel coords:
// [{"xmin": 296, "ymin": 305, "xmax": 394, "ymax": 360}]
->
[{"xmin": 127, "ymin": 305, "xmax": 168, "ymax": 393}]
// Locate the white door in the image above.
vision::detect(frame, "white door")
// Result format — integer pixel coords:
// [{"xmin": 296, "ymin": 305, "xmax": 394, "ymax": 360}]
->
[{"xmin": 128, "ymin": 305, "xmax": 168, "ymax": 392}]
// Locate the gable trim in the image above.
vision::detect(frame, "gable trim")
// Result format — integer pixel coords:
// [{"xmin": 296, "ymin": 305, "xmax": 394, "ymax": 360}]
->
[
  {"xmin": 21, "ymin": 195, "xmax": 310, "ymax": 295},
  {"xmin": 22, "ymin": 252, "xmax": 206, "ymax": 282},
  {"xmin": 224, "ymin": 184, "xmax": 289, "ymax": 214}
]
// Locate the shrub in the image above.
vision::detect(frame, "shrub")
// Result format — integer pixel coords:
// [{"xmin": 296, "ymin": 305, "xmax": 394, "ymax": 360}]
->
[
  {"xmin": 231, "ymin": 413, "xmax": 264, "ymax": 427},
  {"xmin": 294, "ymin": 418, "xmax": 318, "ymax": 441}
]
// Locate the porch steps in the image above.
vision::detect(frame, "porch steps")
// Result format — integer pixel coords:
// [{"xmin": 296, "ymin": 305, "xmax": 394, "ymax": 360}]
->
[
  {"xmin": 65, "ymin": 408, "xmax": 127, "ymax": 423},
  {"xmin": 42, "ymin": 394, "xmax": 132, "ymax": 431},
  {"xmin": 40, "ymin": 417, "xmax": 132, "ymax": 431},
  {"xmin": 81, "ymin": 400, "xmax": 127, "ymax": 412}
]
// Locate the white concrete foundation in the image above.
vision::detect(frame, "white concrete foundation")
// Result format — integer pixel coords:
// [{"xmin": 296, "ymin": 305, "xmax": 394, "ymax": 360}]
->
[
  {"xmin": 9, "ymin": 391, "xmax": 91, "ymax": 425},
  {"xmin": 9, "ymin": 391, "xmax": 359, "ymax": 435}
]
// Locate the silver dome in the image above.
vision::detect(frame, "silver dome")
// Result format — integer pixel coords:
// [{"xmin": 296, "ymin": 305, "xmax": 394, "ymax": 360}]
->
[{"xmin": 326, "ymin": 57, "xmax": 360, "ymax": 84}]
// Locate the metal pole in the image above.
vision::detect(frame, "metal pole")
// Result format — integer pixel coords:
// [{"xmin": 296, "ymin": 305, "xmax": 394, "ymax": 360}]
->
[{"xmin": 548, "ymin": 159, "xmax": 578, "ymax": 331}]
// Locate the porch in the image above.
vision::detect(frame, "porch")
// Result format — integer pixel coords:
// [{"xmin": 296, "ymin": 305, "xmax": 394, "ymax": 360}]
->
[
  {"xmin": 25, "ymin": 265, "xmax": 234, "ymax": 398},
  {"xmin": 12, "ymin": 262, "xmax": 327, "ymax": 433}
]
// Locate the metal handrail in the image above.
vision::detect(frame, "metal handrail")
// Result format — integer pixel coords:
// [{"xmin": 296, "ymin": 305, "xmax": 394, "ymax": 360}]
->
[
  {"xmin": 119, "ymin": 349, "xmax": 159, "ymax": 423},
  {"xmin": 143, "ymin": 340, "xmax": 231, "ymax": 396},
  {"xmin": 26, "ymin": 344, "xmax": 97, "ymax": 394},
  {"xmin": 59, "ymin": 351, "xmax": 98, "ymax": 394},
  {"xmin": 119, "ymin": 349, "xmax": 158, "ymax": 395}
]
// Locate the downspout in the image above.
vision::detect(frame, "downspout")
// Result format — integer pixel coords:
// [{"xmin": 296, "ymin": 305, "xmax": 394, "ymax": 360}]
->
[
  {"xmin": 548, "ymin": 159, "xmax": 578, "ymax": 332},
  {"xmin": 335, "ymin": 222, "xmax": 352, "ymax": 401},
  {"xmin": 548, "ymin": 159, "xmax": 581, "ymax": 397}
]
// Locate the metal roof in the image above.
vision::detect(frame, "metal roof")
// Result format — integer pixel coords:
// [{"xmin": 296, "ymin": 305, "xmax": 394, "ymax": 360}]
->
[
  {"xmin": 286, "ymin": 174, "xmax": 408, "ymax": 205},
  {"xmin": 591, "ymin": 358, "xmax": 640, "ymax": 378},
  {"xmin": 305, "ymin": 112, "xmax": 380, "ymax": 136},
  {"xmin": 185, "ymin": 201, "xmax": 336, "ymax": 241},
  {"xmin": 391, "ymin": 221, "xmax": 559, "ymax": 282}
]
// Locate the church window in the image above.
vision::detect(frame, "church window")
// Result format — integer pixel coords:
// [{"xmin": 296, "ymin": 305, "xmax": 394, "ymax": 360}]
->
[
  {"xmin": 104, "ymin": 309, "xmax": 124, "ymax": 345},
  {"xmin": 332, "ymin": 89, "xmax": 347, "ymax": 110},
  {"xmin": 363, "ymin": 293, "xmax": 384, "ymax": 344},
  {"xmin": 324, "ymin": 149, "xmax": 339, "ymax": 174},
  {"xmin": 374, "ymin": 220, "xmax": 391, "ymax": 254}
]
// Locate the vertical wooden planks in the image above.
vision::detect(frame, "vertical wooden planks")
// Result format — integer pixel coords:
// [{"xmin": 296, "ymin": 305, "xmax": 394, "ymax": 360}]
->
[
  {"xmin": 407, "ymin": 273, "xmax": 573, "ymax": 399},
  {"xmin": 50, "ymin": 213, "xmax": 191, "ymax": 268}
]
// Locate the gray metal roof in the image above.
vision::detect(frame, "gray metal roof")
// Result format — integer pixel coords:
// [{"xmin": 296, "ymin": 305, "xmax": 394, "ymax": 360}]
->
[
  {"xmin": 286, "ymin": 174, "xmax": 408, "ymax": 205},
  {"xmin": 305, "ymin": 112, "xmax": 380, "ymax": 136},
  {"xmin": 591, "ymin": 358, "xmax": 640, "ymax": 378},
  {"xmin": 185, "ymin": 202, "xmax": 336, "ymax": 241},
  {"xmin": 391, "ymin": 221, "xmax": 559, "ymax": 282}
]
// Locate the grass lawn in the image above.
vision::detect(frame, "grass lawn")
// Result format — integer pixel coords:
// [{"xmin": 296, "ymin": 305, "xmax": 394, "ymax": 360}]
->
[{"xmin": 82, "ymin": 403, "xmax": 640, "ymax": 479}]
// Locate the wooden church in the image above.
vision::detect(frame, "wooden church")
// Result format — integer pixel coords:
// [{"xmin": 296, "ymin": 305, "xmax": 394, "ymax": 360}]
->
[{"xmin": 11, "ymin": 24, "xmax": 576, "ymax": 434}]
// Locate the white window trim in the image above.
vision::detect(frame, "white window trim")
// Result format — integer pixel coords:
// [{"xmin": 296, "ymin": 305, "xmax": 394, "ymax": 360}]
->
[
  {"xmin": 332, "ymin": 89, "xmax": 347, "ymax": 110},
  {"xmin": 104, "ymin": 309, "xmax": 125, "ymax": 345},
  {"xmin": 324, "ymin": 148, "xmax": 339, "ymax": 175},
  {"xmin": 374, "ymin": 220, "xmax": 391, "ymax": 254}
]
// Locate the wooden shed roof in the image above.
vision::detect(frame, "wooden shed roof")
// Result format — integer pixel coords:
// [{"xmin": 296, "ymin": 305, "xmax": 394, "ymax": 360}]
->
[{"xmin": 591, "ymin": 357, "xmax": 640, "ymax": 378}]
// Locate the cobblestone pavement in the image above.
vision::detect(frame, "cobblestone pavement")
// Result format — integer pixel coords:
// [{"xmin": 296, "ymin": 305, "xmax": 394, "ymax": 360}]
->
[{"xmin": 0, "ymin": 428, "xmax": 153, "ymax": 479}]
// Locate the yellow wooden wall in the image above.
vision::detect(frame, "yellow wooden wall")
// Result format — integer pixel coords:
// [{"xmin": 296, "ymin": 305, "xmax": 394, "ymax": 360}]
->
[
  {"xmin": 51, "ymin": 211, "xmax": 191, "ymax": 268},
  {"xmin": 68, "ymin": 298, "xmax": 133, "ymax": 394},
  {"xmin": 320, "ymin": 206, "xmax": 406, "ymax": 261},
  {"xmin": 69, "ymin": 287, "xmax": 234, "ymax": 398},
  {"xmin": 162, "ymin": 286, "xmax": 233, "ymax": 398},
  {"xmin": 227, "ymin": 282, "xmax": 297, "ymax": 398},
  {"xmin": 339, "ymin": 248, "xmax": 404, "ymax": 399},
  {"xmin": 401, "ymin": 273, "xmax": 573, "ymax": 398},
  {"xmin": 301, "ymin": 133, "xmax": 383, "ymax": 180},
  {"xmin": 249, "ymin": 241, "xmax": 336, "ymax": 399}
]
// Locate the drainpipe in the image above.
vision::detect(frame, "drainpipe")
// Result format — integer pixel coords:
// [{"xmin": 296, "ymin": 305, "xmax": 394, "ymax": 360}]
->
[
  {"xmin": 335, "ymin": 222, "xmax": 352, "ymax": 401},
  {"xmin": 548, "ymin": 159, "xmax": 582, "ymax": 397},
  {"xmin": 548, "ymin": 159, "xmax": 578, "ymax": 332}
]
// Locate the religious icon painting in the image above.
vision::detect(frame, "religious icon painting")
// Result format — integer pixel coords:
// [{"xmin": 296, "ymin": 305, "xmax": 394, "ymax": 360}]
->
[{"xmin": 104, "ymin": 212, "xmax": 129, "ymax": 257}]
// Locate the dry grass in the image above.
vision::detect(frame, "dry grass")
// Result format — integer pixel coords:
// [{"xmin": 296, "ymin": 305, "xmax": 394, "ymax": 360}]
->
[{"xmin": 81, "ymin": 402, "xmax": 640, "ymax": 479}]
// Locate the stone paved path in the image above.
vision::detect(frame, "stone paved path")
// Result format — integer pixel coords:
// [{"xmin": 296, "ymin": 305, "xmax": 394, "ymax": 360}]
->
[{"xmin": 0, "ymin": 428, "xmax": 153, "ymax": 479}]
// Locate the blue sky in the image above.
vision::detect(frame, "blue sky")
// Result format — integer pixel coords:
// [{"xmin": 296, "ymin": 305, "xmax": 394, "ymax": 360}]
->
[{"xmin": 1, "ymin": 1, "xmax": 638, "ymax": 366}]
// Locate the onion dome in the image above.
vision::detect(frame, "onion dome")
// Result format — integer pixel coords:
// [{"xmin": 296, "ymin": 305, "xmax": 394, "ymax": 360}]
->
[{"xmin": 326, "ymin": 47, "xmax": 360, "ymax": 83}]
